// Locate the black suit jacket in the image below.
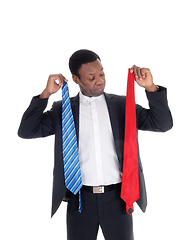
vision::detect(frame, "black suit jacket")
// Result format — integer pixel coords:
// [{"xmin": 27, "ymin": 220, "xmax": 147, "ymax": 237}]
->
[{"xmin": 18, "ymin": 86, "xmax": 173, "ymax": 217}]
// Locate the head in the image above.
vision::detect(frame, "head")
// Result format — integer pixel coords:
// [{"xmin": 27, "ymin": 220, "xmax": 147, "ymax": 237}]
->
[{"xmin": 69, "ymin": 49, "xmax": 105, "ymax": 97}]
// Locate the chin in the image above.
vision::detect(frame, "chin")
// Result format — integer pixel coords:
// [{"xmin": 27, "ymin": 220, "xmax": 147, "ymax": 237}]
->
[
  {"xmin": 94, "ymin": 88, "xmax": 104, "ymax": 96},
  {"xmin": 94, "ymin": 91, "xmax": 103, "ymax": 97}
]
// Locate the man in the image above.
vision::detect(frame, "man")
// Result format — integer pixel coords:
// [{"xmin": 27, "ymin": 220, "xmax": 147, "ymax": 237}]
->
[{"xmin": 18, "ymin": 49, "xmax": 173, "ymax": 240}]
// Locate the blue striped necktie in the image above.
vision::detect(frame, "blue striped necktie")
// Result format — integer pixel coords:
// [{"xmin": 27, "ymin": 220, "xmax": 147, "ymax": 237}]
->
[{"xmin": 62, "ymin": 82, "xmax": 83, "ymax": 212}]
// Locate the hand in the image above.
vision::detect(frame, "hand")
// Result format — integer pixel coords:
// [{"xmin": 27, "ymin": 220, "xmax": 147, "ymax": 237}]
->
[
  {"xmin": 130, "ymin": 65, "xmax": 157, "ymax": 92},
  {"xmin": 40, "ymin": 74, "xmax": 68, "ymax": 99}
]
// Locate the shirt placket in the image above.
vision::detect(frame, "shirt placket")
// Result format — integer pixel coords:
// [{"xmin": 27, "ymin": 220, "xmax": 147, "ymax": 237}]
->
[{"xmin": 90, "ymin": 100, "xmax": 104, "ymax": 185}]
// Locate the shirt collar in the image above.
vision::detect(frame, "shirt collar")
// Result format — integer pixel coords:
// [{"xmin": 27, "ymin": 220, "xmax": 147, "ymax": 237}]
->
[{"xmin": 79, "ymin": 91, "xmax": 104, "ymax": 104}]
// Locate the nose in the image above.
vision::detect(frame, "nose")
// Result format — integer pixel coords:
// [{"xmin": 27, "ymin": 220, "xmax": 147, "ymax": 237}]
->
[{"xmin": 95, "ymin": 77, "xmax": 104, "ymax": 86}]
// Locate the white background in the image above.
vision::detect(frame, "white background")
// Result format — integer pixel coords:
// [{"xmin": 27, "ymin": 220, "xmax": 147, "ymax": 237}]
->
[{"xmin": 1, "ymin": 0, "xmax": 191, "ymax": 239}]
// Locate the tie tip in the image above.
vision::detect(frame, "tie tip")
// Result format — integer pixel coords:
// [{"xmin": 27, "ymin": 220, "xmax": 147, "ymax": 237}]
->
[{"xmin": 127, "ymin": 208, "xmax": 134, "ymax": 215}]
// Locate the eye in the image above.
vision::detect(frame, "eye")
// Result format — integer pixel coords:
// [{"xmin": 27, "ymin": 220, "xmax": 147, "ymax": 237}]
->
[{"xmin": 89, "ymin": 77, "xmax": 95, "ymax": 81}]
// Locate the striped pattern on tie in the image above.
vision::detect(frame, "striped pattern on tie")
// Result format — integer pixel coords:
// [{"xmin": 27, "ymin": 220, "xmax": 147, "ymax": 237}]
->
[{"xmin": 62, "ymin": 82, "xmax": 83, "ymax": 211}]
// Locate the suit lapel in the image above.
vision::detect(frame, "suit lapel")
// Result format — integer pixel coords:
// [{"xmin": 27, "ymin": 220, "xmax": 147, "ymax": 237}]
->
[
  {"xmin": 104, "ymin": 93, "xmax": 120, "ymax": 160},
  {"xmin": 70, "ymin": 93, "xmax": 80, "ymax": 144}
]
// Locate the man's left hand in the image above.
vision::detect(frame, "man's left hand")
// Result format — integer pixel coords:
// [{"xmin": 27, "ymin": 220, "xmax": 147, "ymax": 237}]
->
[{"xmin": 130, "ymin": 65, "xmax": 157, "ymax": 92}]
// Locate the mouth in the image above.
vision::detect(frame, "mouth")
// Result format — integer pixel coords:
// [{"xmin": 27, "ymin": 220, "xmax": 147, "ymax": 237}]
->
[{"xmin": 95, "ymin": 85, "xmax": 105, "ymax": 92}]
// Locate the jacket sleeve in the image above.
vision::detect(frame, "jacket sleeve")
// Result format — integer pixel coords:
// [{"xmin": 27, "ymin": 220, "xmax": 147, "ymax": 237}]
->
[
  {"xmin": 136, "ymin": 86, "xmax": 173, "ymax": 132},
  {"xmin": 18, "ymin": 95, "xmax": 55, "ymax": 139}
]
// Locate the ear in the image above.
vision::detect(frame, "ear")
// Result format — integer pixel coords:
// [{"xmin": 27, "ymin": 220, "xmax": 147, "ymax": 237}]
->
[{"xmin": 72, "ymin": 74, "xmax": 80, "ymax": 85}]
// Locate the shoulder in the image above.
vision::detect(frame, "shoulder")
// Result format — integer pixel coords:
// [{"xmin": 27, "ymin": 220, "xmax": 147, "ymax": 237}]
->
[
  {"xmin": 52, "ymin": 100, "xmax": 62, "ymax": 109},
  {"xmin": 104, "ymin": 92, "xmax": 126, "ymax": 103},
  {"xmin": 104, "ymin": 92, "xmax": 144, "ymax": 117},
  {"xmin": 52, "ymin": 93, "xmax": 79, "ymax": 110}
]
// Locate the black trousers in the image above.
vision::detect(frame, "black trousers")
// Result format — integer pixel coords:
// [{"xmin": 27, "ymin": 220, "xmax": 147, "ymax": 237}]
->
[{"xmin": 66, "ymin": 184, "xmax": 134, "ymax": 240}]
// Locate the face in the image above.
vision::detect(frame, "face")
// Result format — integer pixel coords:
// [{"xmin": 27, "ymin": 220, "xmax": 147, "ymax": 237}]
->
[{"xmin": 72, "ymin": 59, "xmax": 106, "ymax": 97}]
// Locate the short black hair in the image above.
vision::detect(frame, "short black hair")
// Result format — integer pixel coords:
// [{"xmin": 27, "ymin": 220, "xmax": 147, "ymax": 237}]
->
[{"xmin": 69, "ymin": 49, "xmax": 101, "ymax": 79}]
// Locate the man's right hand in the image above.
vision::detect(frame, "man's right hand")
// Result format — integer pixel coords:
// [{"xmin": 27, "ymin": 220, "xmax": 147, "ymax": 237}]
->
[{"xmin": 39, "ymin": 74, "xmax": 68, "ymax": 99}]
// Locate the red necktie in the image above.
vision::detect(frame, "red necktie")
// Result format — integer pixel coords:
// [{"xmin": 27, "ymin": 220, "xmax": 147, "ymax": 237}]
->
[{"xmin": 121, "ymin": 68, "xmax": 140, "ymax": 215}]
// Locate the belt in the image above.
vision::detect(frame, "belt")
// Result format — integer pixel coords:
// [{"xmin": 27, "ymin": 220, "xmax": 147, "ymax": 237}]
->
[{"xmin": 82, "ymin": 183, "xmax": 121, "ymax": 194}]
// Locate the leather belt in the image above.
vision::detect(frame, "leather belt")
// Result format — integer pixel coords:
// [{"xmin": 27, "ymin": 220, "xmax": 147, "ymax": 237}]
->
[{"xmin": 82, "ymin": 183, "xmax": 121, "ymax": 194}]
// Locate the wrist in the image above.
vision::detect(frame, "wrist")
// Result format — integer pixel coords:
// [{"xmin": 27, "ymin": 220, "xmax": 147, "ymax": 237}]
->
[
  {"xmin": 39, "ymin": 89, "xmax": 52, "ymax": 99},
  {"xmin": 145, "ymin": 84, "xmax": 158, "ymax": 92}
]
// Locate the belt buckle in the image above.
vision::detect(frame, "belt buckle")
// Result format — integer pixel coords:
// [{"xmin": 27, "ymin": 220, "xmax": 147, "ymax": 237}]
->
[{"xmin": 93, "ymin": 186, "xmax": 104, "ymax": 194}]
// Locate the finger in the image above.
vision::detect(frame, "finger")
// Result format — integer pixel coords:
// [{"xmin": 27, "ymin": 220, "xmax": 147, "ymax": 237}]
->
[
  {"xmin": 136, "ymin": 67, "xmax": 142, "ymax": 79},
  {"xmin": 58, "ymin": 74, "xmax": 68, "ymax": 87},
  {"xmin": 130, "ymin": 65, "xmax": 137, "ymax": 74},
  {"xmin": 130, "ymin": 65, "xmax": 134, "ymax": 73},
  {"xmin": 140, "ymin": 68, "xmax": 150, "ymax": 79},
  {"xmin": 59, "ymin": 74, "xmax": 68, "ymax": 82},
  {"xmin": 133, "ymin": 66, "xmax": 142, "ymax": 80},
  {"xmin": 130, "ymin": 65, "xmax": 138, "ymax": 79},
  {"xmin": 130, "ymin": 65, "xmax": 144, "ymax": 80},
  {"xmin": 140, "ymin": 68, "xmax": 146, "ymax": 79},
  {"xmin": 58, "ymin": 77, "xmax": 64, "ymax": 87}
]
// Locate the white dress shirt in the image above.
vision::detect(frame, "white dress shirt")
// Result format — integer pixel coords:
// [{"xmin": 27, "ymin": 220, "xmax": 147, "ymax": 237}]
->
[{"xmin": 79, "ymin": 91, "xmax": 122, "ymax": 186}]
